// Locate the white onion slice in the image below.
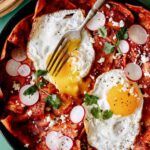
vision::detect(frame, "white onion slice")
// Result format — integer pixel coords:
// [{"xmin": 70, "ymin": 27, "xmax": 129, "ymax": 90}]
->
[
  {"xmin": 19, "ymin": 84, "xmax": 39, "ymax": 106},
  {"xmin": 18, "ymin": 64, "xmax": 31, "ymax": 77},
  {"xmin": 46, "ymin": 131, "xmax": 62, "ymax": 150},
  {"xmin": 6, "ymin": 59, "xmax": 21, "ymax": 76},
  {"xmin": 124, "ymin": 63, "xmax": 142, "ymax": 81},
  {"xmin": 86, "ymin": 12, "xmax": 106, "ymax": 31},
  {"xmin": 70, "ymin": 105, "xmax": 85, "ymax": 124},
  {"xmin": 118, "ymin": 40, "xmax": 129, "ymax": 54},
  {"xmin": 11, "ymin": 49, "xmax": 27, "ymax": 62},
  {"xmin": 128, "ymin": 24, "xmax": 148, "ymax": 45},
  {"xmin": 59, "ymin": 136, "xmax": 73, "ymax": 150}
]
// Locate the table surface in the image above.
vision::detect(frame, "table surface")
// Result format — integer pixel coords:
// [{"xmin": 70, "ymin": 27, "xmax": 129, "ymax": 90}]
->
[{"xmin": 0, "ymin": 0, "xmax": 150, "ymax": 150}]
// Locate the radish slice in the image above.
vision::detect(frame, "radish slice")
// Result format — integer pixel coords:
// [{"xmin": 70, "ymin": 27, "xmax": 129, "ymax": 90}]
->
[
  {"xmin": 11, "ymin": 49, "xmax": 27, "ymax": 62},
  {"xmin": 59, "ymin": 136, "xmax": 73, "ymax": 150},
  {"xmin": 18, "ymin": 64, "xmax": 31, "ymax": 77},
  {"xmin": 128, "ymin": 24, "xmax": 148, "ymax": 45},
  {"xmin": 124, "ymin": 63, "xmax": 142, "ymax": 81},
  {"xmin": 19, "ymin": 84, "xmax": 39, "ymax": 106},
  {"xmin": 70, "ymin": 105, "xmax": 85, "ymax": 124},
  {"xmin": 86, "ymin": 12, "xmax": 106, "ymax": 31},
  {"xmin": 6, "ymin": 59, "xmax": 21, "ymax": 76},
  {"xmin": 118, "ymin": 40, "xmax": 129, "ymax": 54},
  {"xmin": 46, "ymin": 131, "xmax": 62, "ymax": 150}
]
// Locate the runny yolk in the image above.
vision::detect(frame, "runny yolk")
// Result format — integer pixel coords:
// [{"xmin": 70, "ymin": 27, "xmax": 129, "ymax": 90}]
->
[
  {"xmin": 107, "ymin": 84, "xmax": 141, "ymax": 116},
  {"xmin": 47, "ymin": 39, "xmax": 82, "ymax": 96}
]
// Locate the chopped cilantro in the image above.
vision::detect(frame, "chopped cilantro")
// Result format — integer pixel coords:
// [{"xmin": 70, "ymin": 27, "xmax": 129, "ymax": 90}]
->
[
  {"xmin": 103, "ymin": 42, "xmax": 115, "ymax": 54},
  {"xmin": 91, "ymin": 107, "xmax": 102, "ymax": 119},
  {"xmin": 23, "ymin": 85, "xmax": 38, "ymax": 96},
  {"xmin": 98, "ymin": 26, "xmax": 107, "ymax": 38},
  {"xmin": 45, "ymin": 94, "xmax": 61, "ymax": 110},
  {"xmin": 116, "ymin": 27, "xmax": 128, "ymax": 40},
  {"xmin": 37, "ymin": 79, "xmax": 47, "ymax": 88},
  {"xmin": 84, "ymin": 93, "xmax": 99, "ymax": 106},
  {"xmin": 34, "ymin": 70, "xmax": 48, "ymax": 78},
  {"xmin": 102, "ymin": 110, "xmax": 113, "ymax": 120}
]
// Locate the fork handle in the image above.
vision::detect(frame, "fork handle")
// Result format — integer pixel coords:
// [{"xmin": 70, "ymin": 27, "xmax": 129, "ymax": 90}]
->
[{"xmin": 79, "ymin": 0, "xmax": 105, "ymax": 30}]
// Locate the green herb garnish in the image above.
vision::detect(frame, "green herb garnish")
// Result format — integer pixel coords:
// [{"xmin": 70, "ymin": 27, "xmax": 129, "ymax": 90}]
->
[
  {"xmin": 103, "ymin": 42, "xmax": 115, "ymax": 54},
  {"xmin": 37, "ymin": 79, "xmax": 47, "ymax": 88},
  {"xmin": 23, "ymin": 85, "xmax": 38, "ymax": 96},
  {"xmin": 116, "ymin": 26, "xmax": 128, "ymax": 40},
  {"xmin": 91, "ymin": 107, "xmax": 102, "ymax": 119},
  {"xmin": 45, "ymin": 94, "xmax": 61, "ymax": 109},
  {"xmin": 102, "ymin": 110, "xmax": 113, "ymax": 120},
  {"xmin": 98, "ymin": 26, "xmax": 107, "ymax": 38},
  {"xmin": 84, "ymin": 93, "xmax": 113, "ymax": 120},
  {"xmin": 84, "ymin": 93, "xmax": 99, "ymax": 105},
  {"xmin": 34, "ymin": 70, "xmax": 48, "ymax": 78}
]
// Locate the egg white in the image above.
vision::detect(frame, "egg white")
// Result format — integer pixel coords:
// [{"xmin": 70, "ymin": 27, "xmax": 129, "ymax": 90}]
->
[
  {"xmin": 27, "ymin": 9, "xmax": 95, "ymax": 82},
  {"xmin": 84, "ymin": 69, "xmax": 143, "ymax": 150}
]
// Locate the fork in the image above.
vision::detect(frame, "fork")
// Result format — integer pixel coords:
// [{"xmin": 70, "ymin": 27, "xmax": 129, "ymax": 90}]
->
[{"xmin": 46, "ymin": 0, "xmax": 105, "ymax": 76}]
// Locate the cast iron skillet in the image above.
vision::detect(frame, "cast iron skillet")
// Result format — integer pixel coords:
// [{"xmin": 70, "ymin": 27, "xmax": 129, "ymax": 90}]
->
[{"xmin": 0, "ymin": 0, "xmax": 149, "ymax": 149}]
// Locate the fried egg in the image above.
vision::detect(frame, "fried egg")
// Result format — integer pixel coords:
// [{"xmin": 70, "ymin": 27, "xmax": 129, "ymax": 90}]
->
[
  {"xmin": 27, "ymin": 10, "xmax": 95, "ymax": 96},
  {"xmin": 84, "ymin": 69, "xmax": 143, "ymax": 150}
]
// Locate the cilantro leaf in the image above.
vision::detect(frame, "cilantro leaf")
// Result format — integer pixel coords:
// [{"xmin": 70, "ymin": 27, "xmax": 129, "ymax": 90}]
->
[
  {"xmin": 102, "ymin": 110, "xmax": 113, "ymax": 120},
  {"xmin": 103, "ymin": 42, "xmax": 115, "ymax": 54},
  {"xmin": 23, "ymin": 85, "xmax": 38, "ymax": 96},
  {"xmin": 84, "ymin": 93, "xmax": 99, "ymax": 106},
  {"xmin": 35, "ymin": 70, "xmax": 48, "ymax": 78},
  {"xmin": 98, "ymin": 26, "xmax": 107, "ymax": 38},
  {"xmin": 91, "ymin": 107, "xmax": 102, "ymax": 119},
  {"xmin": 37, "ymin": 79, "xmax": 47, "ymax": 88},
  {"xmin": 45, "ymin": 94, "xmax": 61, "ymax": 110},
  {"xmin": 116, "ymin": 27, "xmax": 128, "ymax": 40}
]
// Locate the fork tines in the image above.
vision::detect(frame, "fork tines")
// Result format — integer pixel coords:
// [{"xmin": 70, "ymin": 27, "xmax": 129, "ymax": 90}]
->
[{"xmin": 46, "ymin": 37, "xmax": 70, "ymax": 76}]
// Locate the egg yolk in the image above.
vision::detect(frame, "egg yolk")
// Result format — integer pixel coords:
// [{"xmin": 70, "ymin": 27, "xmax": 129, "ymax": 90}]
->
[
  {"xmin": 47, "ymin": 39, "xmax": 82, "ymax": 96},
  {"xmin": 107, "ymin": 84, "xmax": 141, "ymax": 116}
]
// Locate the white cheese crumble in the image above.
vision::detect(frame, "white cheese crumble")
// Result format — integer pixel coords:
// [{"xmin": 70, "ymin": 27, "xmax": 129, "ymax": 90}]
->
[
  {"xmin": 24, "ymin": 144, "xmax": 29, "ymax": 148},
  {"xmin": 144, "ymin": 71, "xmax": 150, "ymax": 77},
  {"xmin": 98, "ymin": 57, "xmax": 105, "ymax": 63},
  {"xmin": 140, "ymin": 54, "xmax": 149, "ymax": 64},
  {"xmin": 49, "ymin": 120, "xmax": 56, "ymax": 127},
  {"xmin": 106, "ymin": 4, "xmax": 111, "ymax": 9},
  {"xmin": 27, "ymin": 110, "xmax": 32, "ymax": 117},
  {"xmin": 46, "ymin": 115, "xmax": 51, "ymax": 122},
  {"xmin": 12, "ymin": 81, "xmax": 20, "ymax": 91},
  {"xmin": 119, "ymin": 20, "xmax": 125, "ymax": 27},
  {"xmin": 89, "ymin": 37, "xmax": 95, "ymax": 43}
]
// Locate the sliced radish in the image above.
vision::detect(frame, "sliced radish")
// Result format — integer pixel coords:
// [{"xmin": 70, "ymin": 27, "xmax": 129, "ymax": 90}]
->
[
  {"xmin": 19, "ymin": 84, "xmax": 39, "ymax": 106},
  {"xmin": 124, "ymin": 63, "xmax": 142, "ymax": 81},
  {"xmin": 118, "ymin": 40, "xmax": 129, "ymax": 54},
  {"xmin": 18, "ymin": 64, "xmax": 31, "ymax": 77},
  {"xmin": 128, "ymin": 24, "xmax": 148, "ymax": 45},
  {"xmin": 70, "ymin": 105, "xmax": 85, "ymax": 124},
  {"xmin": 6, "ymin": 59, "xmax": 21, "ymax": 76},
  {"xmin": 46, "ymin": 131, "xmax": 62, "ymax": 150},
  {"xmin": 11, "ymin": 48, "xmax": 27, "ymax": 62},
  {"xmin": 86, "ymin": 12, "xmax": 106, "ymax": 31},
  {"xmin": 59, "ymin": 136, "xmax": 73, "ymax": 150}
]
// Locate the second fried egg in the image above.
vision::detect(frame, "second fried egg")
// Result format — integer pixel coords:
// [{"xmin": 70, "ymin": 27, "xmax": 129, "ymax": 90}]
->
[{"xmin": 84, "ymin": 69, "xmax": 143, "ymax": 150}]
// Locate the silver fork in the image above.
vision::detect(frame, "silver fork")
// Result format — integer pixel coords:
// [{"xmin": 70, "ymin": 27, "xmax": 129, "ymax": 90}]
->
[{"xmin": 46, "ymin": 0, "xmax": 105, "ymax": 76}]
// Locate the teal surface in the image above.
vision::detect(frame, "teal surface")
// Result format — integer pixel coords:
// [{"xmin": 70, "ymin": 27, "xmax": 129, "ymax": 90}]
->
[
  {"xmin": 0, "ymin": 0, "xmax": 31, "ymax": 33},
  {"xmin": 0, "ymin": 0, "xmax": 150, "ymax": 150}
]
